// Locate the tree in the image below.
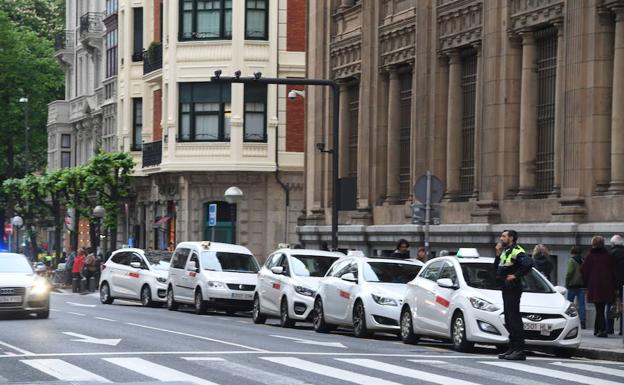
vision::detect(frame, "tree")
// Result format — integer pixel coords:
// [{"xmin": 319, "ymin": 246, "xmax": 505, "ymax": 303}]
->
[{"xmin": 0, "ymin": 0, "xmax": 64, "ymax": 40}]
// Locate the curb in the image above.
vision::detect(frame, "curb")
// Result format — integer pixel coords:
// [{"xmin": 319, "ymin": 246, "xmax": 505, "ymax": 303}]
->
[{"xmin": 574, "ymin": 347, "xmax": 624, "ymax": 362}]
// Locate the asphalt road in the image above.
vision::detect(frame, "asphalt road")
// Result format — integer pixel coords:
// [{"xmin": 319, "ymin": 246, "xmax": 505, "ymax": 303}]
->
[{"xmin": 0, "ymin": 291, "xmax": 622, "ymax": 385}]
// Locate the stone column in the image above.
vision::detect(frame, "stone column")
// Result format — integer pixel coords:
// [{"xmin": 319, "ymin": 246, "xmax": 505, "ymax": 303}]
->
[
  {"xmin": 386, "ymin": 66, "xmax": 401, "ymax": 202},
  {"xmin": 610, "ymin": 9, "xmax": 624, "ymax": 193},
  {"xmin": 473, "ymin": 44, "xmax": 482, "ymax": 198},
  {"xmin": 445, "ymin": 50, "xmax": 462, "ymax": 197},
  {"xmin": 518, "ymin": 31, "xmax": 538, "ymax": 197},
  {"xmin": 338, "ymin": 80, "xmax": 350, "ymax": 178},
  {"xmin": 552, "ymin": 22, "xmax": 564, "ymax": 196}
]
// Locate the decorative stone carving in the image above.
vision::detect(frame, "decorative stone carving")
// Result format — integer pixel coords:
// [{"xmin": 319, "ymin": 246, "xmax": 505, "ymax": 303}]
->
[
  {"xmin": 509, "ymin": 0, "xmax": 564, "ymax": 32},
  {"xmin": 437, "ymin": 1, "xmax": 483, "ymax": 51},
  {"xmin": 379, "ymin": 18, "xmax": 416, "ymax": 67},
  {"xmin": 330, "ymin": 35, "xmax": 362, "ymax": 79}
]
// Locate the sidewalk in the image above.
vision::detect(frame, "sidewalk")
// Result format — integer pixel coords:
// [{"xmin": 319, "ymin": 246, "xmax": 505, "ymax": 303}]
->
[{"xmin": 576, "ymin": 329, "xmax": 624, "ymax": 361}]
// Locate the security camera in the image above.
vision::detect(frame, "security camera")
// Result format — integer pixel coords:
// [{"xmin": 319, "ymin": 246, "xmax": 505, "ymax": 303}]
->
[{"xmin": 288, "ymin": 89, "xmax": 304, "ymax": 100}]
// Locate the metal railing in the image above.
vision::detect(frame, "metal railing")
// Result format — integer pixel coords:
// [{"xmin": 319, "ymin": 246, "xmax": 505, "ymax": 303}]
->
[
  {"xmin": 142, "ymin": 140, "xmax": 162, "ymax": 167},
  {"xmin": 79, "ymin": 12, "xmax": 104, "ymax": 37},
  {"xmin": 54, "ymin": 31, "xmax": 74, "ymax": 51},
  {"xmin": 143, "ymin": 43, "xmax": 162, "ymax": 75}
]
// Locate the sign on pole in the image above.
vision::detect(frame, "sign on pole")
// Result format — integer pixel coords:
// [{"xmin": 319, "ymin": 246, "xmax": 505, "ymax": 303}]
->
[
  {"xmin": 4, "ymin": 224, "xmax": 12, "ymax": 235},
  {"xmin": 208, "ymin": 204, "xmax": 217, "ymax": 226}
]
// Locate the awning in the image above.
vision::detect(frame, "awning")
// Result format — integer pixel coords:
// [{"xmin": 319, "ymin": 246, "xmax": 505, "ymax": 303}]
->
[{"xmin": 154, "ymin": 216, "xmax": 171, "ymax": 225}]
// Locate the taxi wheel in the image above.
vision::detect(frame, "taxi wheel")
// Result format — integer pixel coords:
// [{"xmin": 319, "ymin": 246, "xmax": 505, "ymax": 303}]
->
[
  {"xmin": 451, "ymin": 313, "xmax": 474, "ymax": 352},
  {"xmin": 194, "ymin": 290, "xmax": 207, "ymax": 315},
  {"xmin": 99, "ymin": 282, "xmax": 114, "ymax": 304},
  {"xmin": 313, "ymin": 298, "xmax": 333, "ymax": 333},
  {"xmin": 352, "ymin": 300, "xmax": 371, "ymax": 338},
  {"xmin": 280, "ymin": 298, "xmax": 296, "ymax": 328},
  {"xmin": 167, "ymin": 287, "xmax": 179, "ymax": 311},
  {"xmin": 252, "ymin": 295, "xmax": 267, "ymax": 324},
  {"xmin": 141, "ymin": 285, "xmax": 154, "ymax": 307},
  {"xmin": 400, "ymin": 307, "xmax": 419, "ymax": 344}
]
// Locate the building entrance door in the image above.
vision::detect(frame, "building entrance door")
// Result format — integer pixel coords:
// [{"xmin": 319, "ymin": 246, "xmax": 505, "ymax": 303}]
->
[{"xmin": 204, "ymin": 201, "xmax": 236, "ymax": 243}]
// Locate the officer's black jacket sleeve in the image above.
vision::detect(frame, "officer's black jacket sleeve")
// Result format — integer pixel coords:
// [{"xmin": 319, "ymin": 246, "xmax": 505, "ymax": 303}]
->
[{"xmin": 514, "ymin": 252, "xmax": 533, "ymax": 278}]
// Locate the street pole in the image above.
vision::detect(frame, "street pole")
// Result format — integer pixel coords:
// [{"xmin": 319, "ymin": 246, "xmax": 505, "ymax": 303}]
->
[
  {"xmin": 425, "ymin": 170, "xmax": 432, "ymax": 259},
  {"xmin": 210, "ymin": 73, "xmax": 340, "ymax": 250},
  {"xmin": 19, "ymin": 97, "xmax": 30, "ymax": 174}
]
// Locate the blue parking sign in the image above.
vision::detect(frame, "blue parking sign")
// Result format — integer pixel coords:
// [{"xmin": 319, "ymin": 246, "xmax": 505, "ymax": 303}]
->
[{"xmin": 208, "ymin": 204, "xmax": 217, "ymax": 226}]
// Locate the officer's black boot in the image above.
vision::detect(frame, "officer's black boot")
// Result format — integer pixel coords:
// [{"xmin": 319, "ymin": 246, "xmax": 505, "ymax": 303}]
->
[
  {"xmin": 498, "ymin": 348, "xmax": 513, "ymax": 359},
  {"xmin": 504, "ymin": 350, "xmax": 526, "ymax": 361}
]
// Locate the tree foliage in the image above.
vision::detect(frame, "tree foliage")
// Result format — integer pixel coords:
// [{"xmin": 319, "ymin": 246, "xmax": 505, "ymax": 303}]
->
[{"xmin": 0, "ymin": 0, "xmax": 64, "ymax": 40}]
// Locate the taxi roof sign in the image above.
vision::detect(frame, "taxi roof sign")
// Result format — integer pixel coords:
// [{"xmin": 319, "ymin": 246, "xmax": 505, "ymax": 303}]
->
[
  {"xmin": 277, "ymin": 243, "xmax": 291, "ymax": 249},
  {"xmin": 347, "ymin": 250, "xmax": 366, "ymax": 258},
  {"xmin": 455, "ymin": 248, "xmax": 479, "ymax": 258},
  {"xmin": 201, "ymin": 241, "xmax": 211, "ymax": 249}
]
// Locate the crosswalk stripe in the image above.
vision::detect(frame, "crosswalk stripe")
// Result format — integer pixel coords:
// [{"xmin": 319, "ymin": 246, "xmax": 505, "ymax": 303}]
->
[
  {"xmin": 551, "ymin": 362, "xmax": 624, "ymax": 378},
  {"xmin": 104, "ymin": 357, "xmax": 219, "ymax": 385},
  {"xmin": 261, "ymin": 357, "xmax": 403, "ymax": 385},
  {"xmin": 482, "ymin": 361, "xmax": 623, "ymax": 385},
  {"xmin": 339, "ymin": 358, "xmax": 482, "ymax": 385},
  {"xmin": 21, "ymin": 359, "xmax": 111, "ymax": 382}
]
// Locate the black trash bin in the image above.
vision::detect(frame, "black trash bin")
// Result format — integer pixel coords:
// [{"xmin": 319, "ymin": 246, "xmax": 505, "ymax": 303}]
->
[
  {"xmin": 88, "ymin": 277, "xmax": 96, "ymax": 292},
  {"xmin": 72, "ymin": 277, "xmax": 80, "ymax": 293}
]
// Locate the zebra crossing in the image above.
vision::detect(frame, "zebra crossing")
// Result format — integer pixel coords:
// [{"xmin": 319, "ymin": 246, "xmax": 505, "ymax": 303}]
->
[{"xmin": 1, "ymin": 354, "xmax": 623, "ymax": 385}]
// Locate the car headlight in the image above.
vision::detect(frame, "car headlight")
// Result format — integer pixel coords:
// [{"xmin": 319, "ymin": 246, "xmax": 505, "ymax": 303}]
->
[
  {"xmin": 294, "ymin": 286, "xmax": 315, "ymax": 297},
  {"xmin": 565, "ymin": 303, "xmax": 579, "ymax": 318},
  {"xmin": 469, "ymin": 297, "xmax": 499, "ymax": 312},
  {"xmin": 208, "ymin": 281, "xmax": 226, "ymax": 289},
  {"xmin": 30, "ymin": 280, "xmax": 49, "ymax": 295},
  {"xmin": 156, "ymin": 277, "xmax": 167, "ymax": 283},
  {"xmin": 371, "ymin": 294, "xmax": 398, "ymax": 306}
]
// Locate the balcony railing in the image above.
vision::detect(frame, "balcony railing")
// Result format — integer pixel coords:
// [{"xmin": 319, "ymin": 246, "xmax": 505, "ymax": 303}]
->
[
  {"xmin": 79, "ymin": 12, "xmax": 104, "ymax": 38},
  {"xmin": 54, "ymin": 31, "xmax": 74, "ymax": 50},
  {"xmin": 143, "ymin": 42, "xmax": 162, "ymax": 75},
  {"xmin": 142, "ymin": 140, "xmax": 162, "ymax": 167}
]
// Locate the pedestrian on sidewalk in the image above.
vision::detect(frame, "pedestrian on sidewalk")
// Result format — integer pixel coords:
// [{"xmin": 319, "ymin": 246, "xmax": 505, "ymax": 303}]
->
[
  {"xmin": 71, "ymin": 248, "xmax": 86, "ymax": 292},
  {"xmin": 582, "ymin": 236, "xmax": 617, "ymax": 337},
  {"xmin": 390, "ymin": 239, "xmax": 410, "ymax": 259},
  {"xmin": 497, "ymin": 230, "xmax": 533, "ymax": 361},
  {"xmin": 65, "ymin": 248, "xmax": 75, "ymax": 287},
  {"xmin": 565, "ymin": 246, "xmax": 586, "ymax": 329},
  {"xmin": 532, "ymin": 244, "xmax": 554, "ymax": 282},
  {"xmin": 416, "ymin": 246, "xmax": 427, "ymax": 263},
  {"xmin": 609, "ymin": 234, "xmax": 624, "ymax": 335}
]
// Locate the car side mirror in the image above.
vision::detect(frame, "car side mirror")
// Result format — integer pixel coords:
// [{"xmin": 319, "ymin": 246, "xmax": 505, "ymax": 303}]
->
[
  {"xmin": 186, "ymin": 261, "xmax": 197, "ymax": 272},
  {"xmin": 554, "ymin": 286, "xmax": 567, "ymax": 296},
  {"xmin": 341, "ymin": 273, "xmax": 357, "ymax": 283},
  {"xmin": 130, "ymin": 262, "xmax": 141, "ymax": 269},
  {"xmin": 35, "ymin": 265, "xmax": 47, "ymax": 273},
  {"xmin": 437, "ymin": 278, "xmax": 458, "ymax": 289},
  {"xmin": 271, "ymin": 266, "xmax": 284, "ymax": 275}
]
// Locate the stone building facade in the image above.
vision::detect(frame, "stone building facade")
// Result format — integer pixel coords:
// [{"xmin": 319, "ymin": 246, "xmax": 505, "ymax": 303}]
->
[
  {"xmin": 117, "ymin": 0, "xmax": 307, "ymax": 259},
  {"xmin": 299, "ymin": 0, "xmax": 624, "ymax": 284}
]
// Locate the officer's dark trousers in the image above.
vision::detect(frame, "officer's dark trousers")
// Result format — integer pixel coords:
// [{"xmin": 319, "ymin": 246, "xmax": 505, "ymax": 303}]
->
[{"xmin": 503, "ymin": 288, "xmax": 524, "ymax": 352}]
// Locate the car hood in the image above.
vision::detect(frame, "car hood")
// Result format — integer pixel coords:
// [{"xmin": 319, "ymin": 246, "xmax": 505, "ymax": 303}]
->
[
  {"xmin": 292, "ymin": 276, "xmax": 323, "ymax": 290},
  {"xmin": 0, "ymin": 273, "xmax": 36, "ymax": 287},
  {"xmin": 203, "ymin": 271, "xmax": 258, "ymax": 285},
  {"xmin": 367, "ymin": 283, "xmax": 407, "ymax": 299},
  {"xmin": 470, "ymin": 288, "xmax": 568, "ymax": 312}
]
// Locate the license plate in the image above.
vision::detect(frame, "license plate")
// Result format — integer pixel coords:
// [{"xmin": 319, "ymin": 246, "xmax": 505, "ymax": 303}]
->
[
  {"xmin": 231, "ymin": 293, "xmax": 252, "ymax": 300},
  {"xmin": 523, "ymin": 322, "xmax": 552, "ymax": 335},
  {"xmin": 0, "ymin": 296, "xmax": 22, "ymax": 303}
]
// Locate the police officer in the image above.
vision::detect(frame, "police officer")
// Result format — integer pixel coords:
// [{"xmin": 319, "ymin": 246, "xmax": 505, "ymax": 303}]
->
[{"xmin": 496, "ymin": 230, "xmax": 533, "ymax": 361}]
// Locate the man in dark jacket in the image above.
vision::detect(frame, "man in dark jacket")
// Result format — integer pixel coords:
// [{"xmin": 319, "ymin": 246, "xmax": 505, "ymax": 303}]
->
[
  {"xmin": 609, "ymin": 235, "xmax": 624, "ymax": 335},
  {"xmin": 496, "ymin": 230, "xmax": 533, "ymax": 361},
  {"xmin": 582, "ymin": 236, "xmax": 617, "ymax": 337},
  {"xmin": 390, "ymin": 239, "xmax": 410, "ymax": 259}
]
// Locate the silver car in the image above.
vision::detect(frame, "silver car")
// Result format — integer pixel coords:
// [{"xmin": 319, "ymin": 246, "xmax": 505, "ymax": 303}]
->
[{"xmin": 0, "ymin": 253, "xmax": 51, "ymax": 318}]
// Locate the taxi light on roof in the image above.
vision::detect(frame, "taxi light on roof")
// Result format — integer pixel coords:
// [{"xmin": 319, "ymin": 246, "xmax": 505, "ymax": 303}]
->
[
  {"xmin": 278, "ymin": 243, "xmax": 291, "ymax": 249},
  {"xmin": 347, "ymin": 250, "xmax": 366, "ymax": 258},
  {"xmin": 201, "ymin": 241, "xmax": 211, "ymax": 249},
  {"xmin": 456, "ymin": 248, "xmax": 479, "ymax": 258}
]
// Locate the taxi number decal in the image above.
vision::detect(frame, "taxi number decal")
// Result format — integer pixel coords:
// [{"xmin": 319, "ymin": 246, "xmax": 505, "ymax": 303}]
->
[
  {"xmin": 272, "ymin": 283, "xmax": 281, "ymax": 290},
  {"xmin": 188, "ymin": 272, "xmax": 196, "ymax": 278},
  {"xmin": 339, "ymin": 290, "xmax": 351, "ymax": 299},
  {"xmin": 129, "ymin": 272, "xmax": 140, "ymax": 278},
  {"xmin": 435, "ymin": 296, "xmax": 450, "ymax": 308}
]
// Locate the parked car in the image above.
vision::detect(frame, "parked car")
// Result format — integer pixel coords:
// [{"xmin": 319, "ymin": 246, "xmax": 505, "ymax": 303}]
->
[
  {"xmin": 166, "ymin": 241, "xmax": 260, "ymax": 315},
  {"xmin": 313, "ymin": 254, "xmax": 423, "ymax": 337},
  {"xmin": 253, "ymin": 246, "xmax": 344, "ymax": 326},
  {"xmin": 400, "ymin": 249, "xmax": 581, "ymax": 357},
  {"xmin": 99, "ymin": 248, "xmax": 172, "ymax": 306},
  {"xmin": 0, "ymin": 252, "xmax": 50, "ymax": 318}
]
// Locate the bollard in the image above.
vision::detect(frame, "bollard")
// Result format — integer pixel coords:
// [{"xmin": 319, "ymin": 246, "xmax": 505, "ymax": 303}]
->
[
  {"xmin": 88, "ymin": 277, "xmax": 96, "ymax": 292},
  {"xmin": 80, "ymin": 277, "xmax": 87, "ymax": 292},
  {"xmin": 72, "ymin": 277, "xmax": 80, "ymax": 293}
]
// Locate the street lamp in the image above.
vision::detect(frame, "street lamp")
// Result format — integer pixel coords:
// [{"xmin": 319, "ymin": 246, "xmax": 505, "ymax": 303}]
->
[
  {"xmin": 224, "ymin": 187, "xmax": 243, "ymax": 244},
  {"xmin": 11, "ymin": 216, "xmax": 24, "ymax": 255},
  {"xmin": 93, "ymin": 206, "xmax": 106, "ymax": 256},
  {"xmin": 211, "ymin": 72, "xmax": 340, "ymax": 250},
  {"xmin": 19, "ymin": 97, "xmax": 30, "ymax": 174}
]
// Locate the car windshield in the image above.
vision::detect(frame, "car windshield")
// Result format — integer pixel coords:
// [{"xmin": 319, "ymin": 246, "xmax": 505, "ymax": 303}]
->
[
  {"xmin": 144, "ymin": 251, "xmax": 172, "ymax": 269},
  {"xmin": 201, "ymin": 251, "xmax": 259, "ymax": 273},
  {"xmin": 0, "ymin": 255, "xmax": 33, "ymax": 274},
  {"xmin": 290, "ymin": 254, "xmax": 340, "ymax": 277},
  {"xmin": 363, "ymin": 262, "xmax": 422, "ymax": 283},
  {"xmin": 460, "ymin": 263, "xmax": 553, "ymax": 293}
]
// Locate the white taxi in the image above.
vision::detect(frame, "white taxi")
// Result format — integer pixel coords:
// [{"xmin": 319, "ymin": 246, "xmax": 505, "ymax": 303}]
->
[
  {"xmin": 0, "ymin": 252, "xmax": 51, "ymax": 318},
  {"xmin": 166, "ymin": 241, "xmax": 260, "ymax": 315},
  {"xmin": 252, "ymin": 246, "xmax": 344, "ymax": 327},
  {"xmin": 99, "ymin": 248, "xmax": 172, "ymax": 306},
  {"xmin": 313, "ymin": 253, "xmax": 423, "ymax": 337},
  {"xmin": 400, "ymin": 249, "xmax": 581, "ymax": 357}
]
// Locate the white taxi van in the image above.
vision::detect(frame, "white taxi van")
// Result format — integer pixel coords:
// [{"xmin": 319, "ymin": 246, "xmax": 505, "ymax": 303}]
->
[
  {"xmin": 166, "ymin": 241, "xmax": 260, "ymax": 315},
  {"xmin": 400, "ymin": 248, "xmax": 581, "ymax": 357}
]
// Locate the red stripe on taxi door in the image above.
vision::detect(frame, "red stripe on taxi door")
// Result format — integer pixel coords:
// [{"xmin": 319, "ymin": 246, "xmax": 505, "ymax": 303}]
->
[
  {"xmin": 339, "ymin": 290, "xmax": 351, "ymax": 299},
  {"xmin": 435, "ymin": 296, "xmax": 450, "ymax": 308},
  {"xmin": 129, "ymin": 272, "xmax": 140, "ymax": 278},
  {"xmin": 272, "ymin": 283, "xmax": 281, "ymax": 289}
]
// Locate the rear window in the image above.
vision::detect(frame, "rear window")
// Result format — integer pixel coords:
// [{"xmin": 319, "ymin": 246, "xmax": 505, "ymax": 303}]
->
[
  {"xmin": 363, "ymin": 262, "xmax": 422, "ymax": 284},
  {"xmin": 460, "ymin": 263, "xmax": 553, "ymax": 293},
  {"xmin": 0, "ymin": 255, "xmax": 33, "ymax": 274},
  {"xmin": 201, "ymin": 251, "xmax": 259, "ymax": 273},
  {"xmin": 290, "ymin": 254, "xmax": 340, "ymax": 277}
]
